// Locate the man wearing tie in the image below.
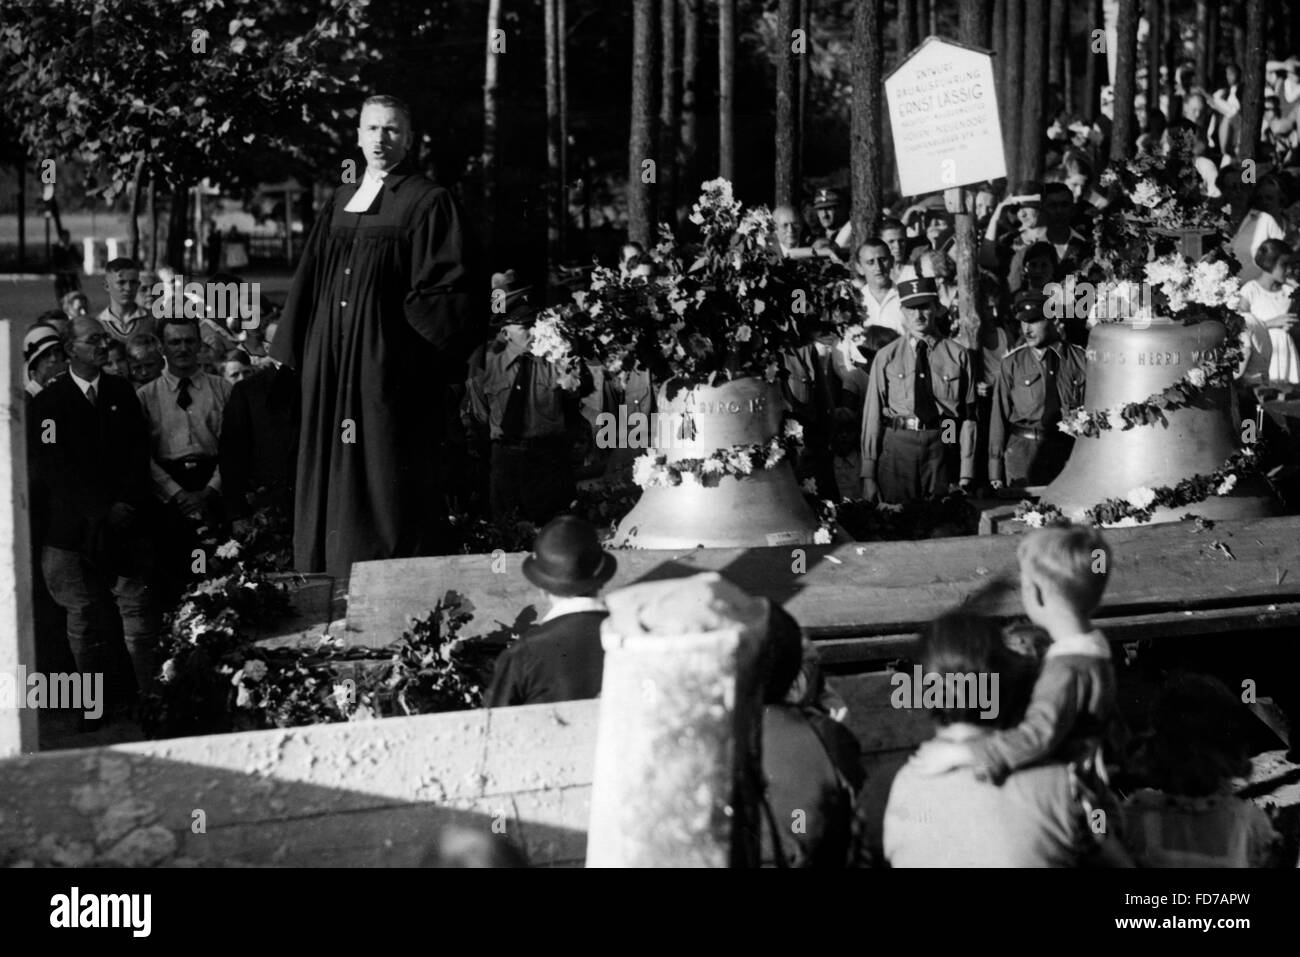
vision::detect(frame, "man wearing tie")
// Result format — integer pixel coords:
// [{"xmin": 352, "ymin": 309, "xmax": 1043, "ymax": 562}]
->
[
  {"xmin": 860, "ymin": 277, "xmax": 977, "ymax": 503},
  {"xmin": 988, "ymin": 292, "xmax": 1087, "ymax": 488},
  {"xmin": 28, "ymin": 316, "xmax": 159, "ymax": 726}
]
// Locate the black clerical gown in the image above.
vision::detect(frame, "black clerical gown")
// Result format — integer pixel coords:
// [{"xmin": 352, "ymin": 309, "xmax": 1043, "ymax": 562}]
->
[{"xmin": 271, "ymin": 163, "xmax": 477, "ymax": 578}]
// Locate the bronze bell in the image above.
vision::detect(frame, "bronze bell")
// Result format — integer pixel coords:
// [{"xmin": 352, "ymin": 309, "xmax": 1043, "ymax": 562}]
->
[
  {"xmin": 610, "ymin": 378, "xmax": 819, "ymax": 548},
  {"xmin": 1041, "ymin": 317, "xmax": 1277, "ymax": 523}
]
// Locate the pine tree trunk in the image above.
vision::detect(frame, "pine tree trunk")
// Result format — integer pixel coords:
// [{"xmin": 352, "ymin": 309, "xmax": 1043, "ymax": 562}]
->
[
  {"xmin": 681, "ymin": 0, "xmax": 701, "ymax": 195},
  {"xmin": 1196, "ymin": 0, "xmax": 1211, "ymax": 89},
  {"xmin": 1147, "ymin": 0, "xmax": 1163, "ymax": 115},
  {"xmin": 954, "ymin": 0, "xmax": 991, "ymax": 350},
  {"xmin": 900, "ymin": 0, "xmax": 919, "ymax": 53},
  {"xmin": 483, "ymin": 0, "xmax": 502, "ymax": 258},
  {"xmin": 1083, "ymin": 0, "xmax": 1104, "ymax": 119},
  {"xmin": 797, "ymin": 0, "xmax": 810, "ymax": 188},
  {"xmin": 659, "ymin": 0, "xmax": 681, "ymax": 226},
  {"xmin": 545, "ymin": 0, "xmax": 562, "ymax": 272},
  {"xmin": 718, "ymin": 0, "xmax": 736, "ymax": 181},
  {"xmin": 629, "ymin": 0, "xmax": 657, "ymax": 246},
  {"xmin": 129, "ymin": 154, "xmax": 144, "ymax": 263},
  {"xmin": 1004, "ymin": 0, "xmax": 1023, "ymax": 181},
  {"xmin": 1019, "ymin": 0, "xmax": 1047, "ymax": 183},
  {"xmin": 775, "ymin": 0, "xmax": 798, "ymax": 207},
  {"xmin": 559, "ymin": 0, "xmax": 569, "ymax": 260},
  {"xmin": 850, "ymin": 0, "xmax": 882, "ymax": 241},
  {"xmin": 1238, "ymin": 0, "xmax": 1266, "ymax": 163},
  {"xmin": 1206, "ymin": 0, "xmax": 1220, "ymax": 86},
  {"xmin": 1048, "ymin": 0, "xmax": 1066, "ymax": 91},
  {"xmin": 993, "ymin": 0, "xmax": 1007, "ymax": 143},
  {"xmin": 1112, "ymin": 0, "xmax": 1139, "ymax": 161}
]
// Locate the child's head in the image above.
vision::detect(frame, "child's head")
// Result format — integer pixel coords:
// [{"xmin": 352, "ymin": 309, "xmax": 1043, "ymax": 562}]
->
[
  {"xmin": 103, "ymin": 339, "xmax": 128, "ymax": 378},
  {"xmin": 1017, "ymin": 526, "xmax": 1110, "ymax": 626},
  {"xmin": 1135, "ymin": 673, "xmax": 1253, "ymax": 797}
]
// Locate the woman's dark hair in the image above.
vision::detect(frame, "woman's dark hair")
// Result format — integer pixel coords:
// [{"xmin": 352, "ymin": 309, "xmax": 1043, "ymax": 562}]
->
[
  {"xmin": 1254, "ymin": 237, "xmax": 1292, "ymax": 273},
  {"xmin": 1133, "ymin": 673, "xmax": 1253, "ymax": 797}
]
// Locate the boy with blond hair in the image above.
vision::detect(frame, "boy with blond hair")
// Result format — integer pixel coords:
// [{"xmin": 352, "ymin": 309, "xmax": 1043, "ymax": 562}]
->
[{"xmin": 914, "ymin": 525, "xmax": 1118, "ymax": 783}]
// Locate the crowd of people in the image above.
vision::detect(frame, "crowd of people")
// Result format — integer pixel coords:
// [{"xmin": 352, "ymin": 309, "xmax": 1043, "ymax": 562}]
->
[{"xmin": 476, "ymin": 513, "xmax": 1285, "ymax": 868}]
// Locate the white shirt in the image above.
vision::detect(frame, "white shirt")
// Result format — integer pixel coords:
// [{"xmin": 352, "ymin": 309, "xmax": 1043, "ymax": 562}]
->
[
  {"xmin": 69, "ymin": 369, "xmax": 101, "ymax": 400},
  {"xmin": 343, "ymin": 167, "xmax": 390, "ymax": 213},
  {"xmin": 861, "ymin": 283, "xmax": 904, "ymax": 334},
  {"xmin": 540, "ymin": 595, "xmax": 608, "ymax": 624}
]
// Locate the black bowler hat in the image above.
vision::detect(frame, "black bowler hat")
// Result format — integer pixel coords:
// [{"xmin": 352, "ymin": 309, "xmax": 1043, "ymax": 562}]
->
[
  {"xmin": 522, "ymin": 516, "xmax": 618, "ymax": 597},
  {"xmin": 1013, "ymin": 291, "xmax": 1051, "ymax": 323},
  {"xmin": 897, "ymin": 276, "xmax": 940, "ymax": 307}
]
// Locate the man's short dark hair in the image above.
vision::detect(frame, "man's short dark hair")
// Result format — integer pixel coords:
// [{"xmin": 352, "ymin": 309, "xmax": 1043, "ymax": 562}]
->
[
  {"xmin": 361, "ymin": 94, "xmax": 412, "ymax": 127},
  {"xmin": 878, "ymin": 216, "xmax": 905, "ymax": 233},
  {"xmin": 856, "ymin": 236, "xmax": 890, "ymax": 260},
  {"xmin": 159, "ymin": 315, "xmax": 200, "ymax": 340},
  {"xmin": 104, "ymin": 257, "xmax": 141, "ymax": 273}
]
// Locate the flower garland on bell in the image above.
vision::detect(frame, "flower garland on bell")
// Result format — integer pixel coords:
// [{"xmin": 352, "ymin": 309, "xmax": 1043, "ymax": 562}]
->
[
  {"xmin": 631, "ymin": 419, "xmax": 803, "ymax": 489},
  {"xmin": 1059, "ymin": 255, "xmax": 1246, "ymax": 439},
  {"xmin": 1014, "ymin": 446, "xmax": 1261, "ymax": 528}
]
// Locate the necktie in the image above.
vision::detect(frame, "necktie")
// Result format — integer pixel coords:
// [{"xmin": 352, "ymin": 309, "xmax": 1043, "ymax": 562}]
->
[
  {"xmin": 85, "ymin": 384, "xmax": 97, "ymax": 408},
  {"xmin": 500, "ymin": 355, "xmax": 532, "ymax": 438},
  {"xmin": 1042, "ymin": 349, "xmax": 1061, "ymax": 429},
  {"xmin": 913, "ymin": 339, "xmax": 940, "ymax": 427},
  {"xmin": 177, "ymin": 376, "xmax": 193, "ymax": 411}
]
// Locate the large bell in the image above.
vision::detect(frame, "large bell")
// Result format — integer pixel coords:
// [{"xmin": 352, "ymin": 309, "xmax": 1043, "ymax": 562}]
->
[
  {"xmin": 1041, "ymin": 317, "xmax": 1276, "ymax": 523},
  {"xmin": 610, "ymin": 378, "xmax": 819, "ymax": 548}
]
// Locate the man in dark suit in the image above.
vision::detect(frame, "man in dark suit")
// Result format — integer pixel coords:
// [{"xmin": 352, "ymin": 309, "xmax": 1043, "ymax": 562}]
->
[
  {"xmin": 28, "ymin": 316, "xmax": 161, "ymax": 724},
  {"xmin": 219, "ymin": 358, "xmax": 301, "ymax": 532},
  {"xmin": 485, "ymin": 516, "xmax": 616, "ymax": 707}
]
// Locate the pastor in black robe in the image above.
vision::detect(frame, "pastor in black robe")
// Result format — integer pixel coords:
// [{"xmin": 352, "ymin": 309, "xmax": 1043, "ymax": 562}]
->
[{"xmin": 271, "ymin": 162, "xmax": 478, "ymax": 579}]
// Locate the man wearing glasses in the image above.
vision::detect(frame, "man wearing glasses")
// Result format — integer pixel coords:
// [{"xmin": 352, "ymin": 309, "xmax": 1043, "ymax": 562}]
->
[{"xmin": 28, "ymin": 317, "xmax": 160, "ymax": 730}]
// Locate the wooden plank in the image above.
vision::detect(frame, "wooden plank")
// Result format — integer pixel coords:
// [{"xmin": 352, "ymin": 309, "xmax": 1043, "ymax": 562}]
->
[
  {"xmin": 0, "ymin": 319, "xmax": 37, "ymax": 757},
  {"xmin": 344, "ymin": 516, "xmax": 1300, "ymax": 649}
]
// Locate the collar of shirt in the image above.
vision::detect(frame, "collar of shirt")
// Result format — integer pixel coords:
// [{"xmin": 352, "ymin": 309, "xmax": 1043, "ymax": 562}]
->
[
  {"xmin": 1031, "ymin": 341, "xmax": 1065, "ymax": 362},
  {"xmin": 540, "ymin": 595, "xmax": 608, "ymax": 623},
  {"xmin": 1045, "ymin": 629, "xmax": 1111, "ymax": 660},
  {"xmin": 98, "ymin": 304, "xmax": 146, "ymax": 328},
  {"xmin": 161, "ymin": 367, "xmax": 201, "ymax": 392},
  {"xmin": 908, "ymin": 332, "xmax": 939, "ymax": 352},
  {"xmin": 69, "ymin": 369, "xmax": 101, "ymax": 397},
  {"xmin": 865, "ymin": 283, "xmax": 898, "ymax": 305}
]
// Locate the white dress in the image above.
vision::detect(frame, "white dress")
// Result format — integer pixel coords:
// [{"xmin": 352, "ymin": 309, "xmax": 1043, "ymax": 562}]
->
[
  {"xmin": 1228, "ymin": 211, "xmax": 1285, "ymax": 283},
  {"xmin": 1237, "ymin": 279, "xmax": 1300, "ymax": 385}
]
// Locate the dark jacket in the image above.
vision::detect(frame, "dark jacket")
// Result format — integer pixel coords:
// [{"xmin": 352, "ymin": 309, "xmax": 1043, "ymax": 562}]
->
[
  {"xmin": 485, "ymin": 611, "xmax": 606, "ymax": 707},
  {"xmin": 28, "ymin": 373, "xmax": 153, "ymax": 558},
  {"xmin": 760, "ymin": 705, "xmax": 864, "ymax": 867},
  {"xmin": 218, "ymin": 364, "xmax": 301, "ymax": 518}
]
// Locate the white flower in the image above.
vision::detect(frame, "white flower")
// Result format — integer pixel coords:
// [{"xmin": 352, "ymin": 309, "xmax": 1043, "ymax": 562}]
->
[
  {"xmin": 813, "ymin": 527, "xmax": 833, "ymax": 545},
  {"xmin": 349, "ymin": 703, "xmax": 378, "ymax": 722},
  {"xmin": 1023, "ymin": 511, "xmax": 1046, "ymax": 529},
  {"xmin": 1185, "ymin": 367, "xmax": 1207, "ymax": 389},
  {"xmin": 701, "ymin": 457, "xmax": 726, "ymax": 474},
  {"xmin": 783, "ymin": 419, "xmax": 804, "ymax": 440},
  {"xmin": 632, "ymin": 455, "xmax": 658, "ymax": 488},
  {"xmin": 1126, "ymin": 486, "xmax": 1157, "ymax": 509},
  {"xmin": 736, "ymin": 324, "xmax": 752, "ymax": 342},
  {"xmin": 1131, "ymin": 179, "xmax": 1166, "ymax": 208},
  {"xmin": 242, "ymin": 659, "xmax": 268, "ymax": 682},
  {"xmin": 215, "ymin": 539, "xmax": 241, "ymax": 560},
  {"xmin": 1106, "ymin": 407, "xmax": 1127, "ymax": 430},
  {"xmin": 160, "ymin": 659, "xmax": 176, "ymax": 683},
  {"xmin": 235, "ymin": 685, "xmax": 252, "ymax": 709},
  {"xmin": 1216, "ymin": 474, "xmax": 1238, "ymax": 496},
  {"xmin": 801, "ymin": 478, "xmax": 818, "ymax": 494}
]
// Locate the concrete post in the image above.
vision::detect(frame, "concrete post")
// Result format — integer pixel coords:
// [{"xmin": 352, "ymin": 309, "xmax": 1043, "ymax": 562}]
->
[
  {"xmin": 586, "ymin": 572, "xmax": 768, "ymax": 867},
  {"xmin": 0, "ymin": 320, "xmax": 39, "ymax": 756}
]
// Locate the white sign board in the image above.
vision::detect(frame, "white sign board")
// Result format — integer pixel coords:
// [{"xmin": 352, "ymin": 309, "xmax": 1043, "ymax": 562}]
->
[{"xmin": 885, "ymin": 36, "xmax": 1006, "ymax": 197}]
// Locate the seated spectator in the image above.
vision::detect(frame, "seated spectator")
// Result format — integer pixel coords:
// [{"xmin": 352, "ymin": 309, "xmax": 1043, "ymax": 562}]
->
[
  {"xmin": 1122, "ymin": 673, "xmax": 1282, "ymax": 867},
  {"xmin": 760, "ymin": 602, "xmax": 864, "ymax": 867},
  {"xmin": 486, "ymin": 516, "xmax": 615, "ymax": 707},
  {"xmin": 23, "ymin": 323, "xmax": 67, "ymax": 397},
  {"xmin": 1236, "ymin": 238, "xmax": 1300, "ymax": 387},
  {"xmin": 125, "ymin": 332, "xmax": 165, "ymax": 386},
  {"xmin": 875, "ymin": 612, "xmax": 1130, "ymax": 867}
]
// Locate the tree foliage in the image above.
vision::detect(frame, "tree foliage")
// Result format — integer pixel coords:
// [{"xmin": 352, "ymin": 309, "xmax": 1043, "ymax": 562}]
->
[{"xmin": 0, "ymin": 0, "xmax": 370, "ymax": 199}]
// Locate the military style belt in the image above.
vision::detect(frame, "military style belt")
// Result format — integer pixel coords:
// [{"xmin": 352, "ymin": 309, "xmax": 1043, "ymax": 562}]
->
[{"xmin": 889, "ymin": 415, "xmax": 945, "ymax": 431}]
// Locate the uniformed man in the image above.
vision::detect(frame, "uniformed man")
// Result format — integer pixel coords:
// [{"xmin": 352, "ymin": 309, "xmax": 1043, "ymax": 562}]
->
[
  {"xmin": 860, "ymin": 277, "xmax": 977, "ymax": 503},
  {"xmin": 811, "ymin": 188, "xmax": 853, "ymax": 263},
  {"xmin": 988, "ymin": 292, "xmax": 1088, "ymax": 488}
]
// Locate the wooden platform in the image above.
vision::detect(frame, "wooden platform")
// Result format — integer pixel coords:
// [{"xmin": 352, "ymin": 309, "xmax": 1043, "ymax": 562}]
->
[{"xmin": 342, "ymin": 514, "xmax": 1300, "ymax": 667}]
